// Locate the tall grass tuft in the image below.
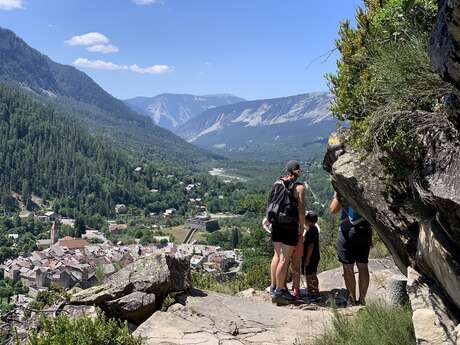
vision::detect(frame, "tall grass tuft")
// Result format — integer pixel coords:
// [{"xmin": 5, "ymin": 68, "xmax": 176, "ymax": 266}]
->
[{"xmin": 312, "ymin": 303, "xmax": 415, "ymax": 345}]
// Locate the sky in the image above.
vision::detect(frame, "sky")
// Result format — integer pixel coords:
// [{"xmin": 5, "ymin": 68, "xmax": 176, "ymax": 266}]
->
[{"xmin": 0, "ymin": 0, "xmax": 363, "ymax": 100}]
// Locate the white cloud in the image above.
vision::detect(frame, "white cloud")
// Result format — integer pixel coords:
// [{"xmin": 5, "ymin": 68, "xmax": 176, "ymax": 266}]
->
[
  {"xmin": 65, "ymin": 32, "xmax": 110, "ymax": 47},
  {"xmin": 86, "ymin": 44, "xmax": 119, "ymax": 54},
  {"xmin": 0, "ymin": 0, "xmax": 25, "ymax": 10},
  {"xmin": 132, "ymin": 0, "xmax": 159, "ymax": 5},
  {"xmin": 129, "ymin": 64, "xmax": 173, "ymax": 74},
  {"xmin": 73, "ymin": 58, "xmax": 127, "ymax": 71},
  {"xmin": 73, "ymin": 58, "xmax": 173, "ymax": 75}
]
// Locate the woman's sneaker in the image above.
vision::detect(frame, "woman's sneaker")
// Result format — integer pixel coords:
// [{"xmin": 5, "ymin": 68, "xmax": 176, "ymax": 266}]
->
[
  {"xmin": 272, "ymin": 288, "xmax": 296, "ymax": 305},
  {"xmin": 292, "ymin": 287, "xmax": 301, "ymax": 299}
]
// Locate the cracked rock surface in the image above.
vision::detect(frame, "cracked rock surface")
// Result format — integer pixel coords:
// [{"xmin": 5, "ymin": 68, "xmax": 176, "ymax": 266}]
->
[{"xmin": 134, "ymin": 289, "xmax": 337, "ymax": 345}]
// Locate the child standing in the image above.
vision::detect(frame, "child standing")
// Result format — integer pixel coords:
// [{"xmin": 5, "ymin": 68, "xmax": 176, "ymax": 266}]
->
[{"xmin": 303, "ymin": 211, "xmax": 321, "ymax": 302}]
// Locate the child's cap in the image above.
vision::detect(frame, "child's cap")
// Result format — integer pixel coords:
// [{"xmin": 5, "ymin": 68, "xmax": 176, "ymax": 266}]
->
[{"xmin": 305, "ymin": 210, "xmax": 318, "ymax": 223}]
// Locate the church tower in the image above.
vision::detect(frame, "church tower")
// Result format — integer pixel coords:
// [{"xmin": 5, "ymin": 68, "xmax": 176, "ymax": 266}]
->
[{"xmin": 50, "ymin": 222, "xmax": 58, "ymax": 244}]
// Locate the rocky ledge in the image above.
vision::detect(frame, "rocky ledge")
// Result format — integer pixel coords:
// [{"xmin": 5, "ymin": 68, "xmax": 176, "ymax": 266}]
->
[
  {"xmin": 133, "ymin": 258, "xmax": 406, "ymax": 345},
  {"xmin": 134, "ymin": 289, "xmax": 336, "ymax": 345}
]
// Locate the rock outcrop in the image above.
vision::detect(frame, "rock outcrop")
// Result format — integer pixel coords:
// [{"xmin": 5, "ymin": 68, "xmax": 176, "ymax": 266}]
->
[
  {"xmin": 430, "ymin": 0, "xmax": 460, "ymax": 90},
  {"xmin": 326, "ymin": 130, "xmax": 460, "ymax": 343},
  {"xmin": 134, "ymin": 289, "xmax": 339, "ymax": 345},
  {"xmin": 70, "ymin": 253, "xmax": 191, "ymax": 324},
  {"xmin": 407, "ymin": 267, "xmax": 458, "ymax": 345},
  {"xmin": 323, "ymin": 1, "xmax": 460, "ymax": 343}
]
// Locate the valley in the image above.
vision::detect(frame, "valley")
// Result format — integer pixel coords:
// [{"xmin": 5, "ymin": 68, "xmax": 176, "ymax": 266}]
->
[
  {"xmin": 0, "ymin": 33, "xmax": 338, "ymax": 338},
  {"xmin": 0, "ymin": 0, "xmax": 430, "ymax": 342}
]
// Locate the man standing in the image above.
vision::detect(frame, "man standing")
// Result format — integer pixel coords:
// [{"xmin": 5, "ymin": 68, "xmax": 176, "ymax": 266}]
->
[
  {"xmin": 330, "ymin": 193, "xmax": 372, "ymax": 305},
  {"xmin": 268, "ymin": 160, "xmax": 305, "ymax": 304}
]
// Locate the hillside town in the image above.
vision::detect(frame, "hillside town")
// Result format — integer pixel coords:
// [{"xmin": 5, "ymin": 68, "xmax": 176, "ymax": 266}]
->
[{"xmin": 0, "ymin": 221, "xmax": 241, "ymax": 293}]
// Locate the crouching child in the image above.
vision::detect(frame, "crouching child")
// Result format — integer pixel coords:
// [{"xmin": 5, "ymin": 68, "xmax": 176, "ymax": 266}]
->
[{"xmin": 303, "ymin": 211, "xmax": 321, "ymax": 302}]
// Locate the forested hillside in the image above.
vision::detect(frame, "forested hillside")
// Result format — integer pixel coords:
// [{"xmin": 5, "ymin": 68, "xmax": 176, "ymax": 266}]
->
[
  {"xmin": 0, "ymin": 84, "xmax": 247, "ymax": 225},
  {"xmin": 0, "ymin": 27, "xmax": 215, "ymax": 163}
]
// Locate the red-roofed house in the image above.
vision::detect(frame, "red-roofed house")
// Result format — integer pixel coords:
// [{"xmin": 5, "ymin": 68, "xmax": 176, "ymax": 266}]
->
[{"xmin": 56, "ymin": 236, "xmax": 89, "ymax": 250}]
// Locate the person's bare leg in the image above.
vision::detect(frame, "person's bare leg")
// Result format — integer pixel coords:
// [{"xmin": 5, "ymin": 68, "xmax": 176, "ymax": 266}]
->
[
  {"xmin": 275, "ymin": 244, "xmax": 295, "ymax": 289},
  {"xmin": 306, "ymin": 274, "xmax": 319, "ymax": 295},
  {"xmin": 291, "ymin": 255, "xmax": 301, "ymax": 296},
  {"xmin": 270, "ymin": 242, "xmax": 281, "ymax": 287},
  {"xmin": 356, "ymin": 262, "xmax": 370, "ymax": 303},
  {"xmin": 342, "ymin": 263, "xmax": 356, "ymax": 302}
]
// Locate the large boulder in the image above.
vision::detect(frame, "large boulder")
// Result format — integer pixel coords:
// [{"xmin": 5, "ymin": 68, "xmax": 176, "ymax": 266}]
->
[
  {"xmin": 330, "ymin": 151, "xmax": 418, "ymax": 274},
  {"xmin": 318, "ymin": 258, "xmax": 408, "ymax": 307},
  {"xmin": 327, "ymin": 141, "xmax": 460, "ymax": 322},
  {"xmin": 70, "ymin": 253, "xmax": 191, "ymax": 324}
]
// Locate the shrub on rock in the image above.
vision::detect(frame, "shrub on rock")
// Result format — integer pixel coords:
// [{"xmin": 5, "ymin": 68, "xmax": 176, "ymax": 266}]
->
[{"xmin": 27, "ymin": 313, "xmax": 143, "ymax": 345}]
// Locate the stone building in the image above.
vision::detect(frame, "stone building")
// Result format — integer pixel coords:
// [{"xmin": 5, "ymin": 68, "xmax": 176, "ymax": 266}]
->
[{"xmin": 186, "ymin": 217, "xmax": 220, "ymax": 232}]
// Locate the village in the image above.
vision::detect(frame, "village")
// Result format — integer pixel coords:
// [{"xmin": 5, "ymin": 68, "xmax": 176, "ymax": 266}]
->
[{"xmin": 0, "ymin": 219, "xmax": 242, "ymax": 295}]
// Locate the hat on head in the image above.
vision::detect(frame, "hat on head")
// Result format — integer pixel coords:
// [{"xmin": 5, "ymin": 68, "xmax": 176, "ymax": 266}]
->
[
  {"xmin": 285, "ymin": 160, "xmax": 301, "ymax": 173},
  {"xmin": 305, "ymin": 210, "xmax": 318, "ymax": 223}
]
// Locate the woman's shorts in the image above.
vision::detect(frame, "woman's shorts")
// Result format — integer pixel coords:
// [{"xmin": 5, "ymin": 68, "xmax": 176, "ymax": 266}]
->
[{"xmin": 271, "ymin": 223, "xmax": 298, "ymax": 247}]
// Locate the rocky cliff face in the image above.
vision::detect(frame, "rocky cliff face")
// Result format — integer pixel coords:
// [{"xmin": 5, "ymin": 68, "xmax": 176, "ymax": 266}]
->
[{"xmin": 324, "ymin": 1, "xmax": 460, "ymax": 343}]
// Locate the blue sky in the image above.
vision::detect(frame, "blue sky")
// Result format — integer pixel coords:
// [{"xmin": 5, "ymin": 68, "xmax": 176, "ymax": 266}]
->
[{"xmin": 0, "ymin": 0, "xmax": 363, "ymax": 100}]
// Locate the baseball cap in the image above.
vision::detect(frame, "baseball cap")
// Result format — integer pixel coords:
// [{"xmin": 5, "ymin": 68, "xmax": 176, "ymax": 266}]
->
[{"xmin": 285, "ymin": 160, "xmax": 301, "ymax": 173}]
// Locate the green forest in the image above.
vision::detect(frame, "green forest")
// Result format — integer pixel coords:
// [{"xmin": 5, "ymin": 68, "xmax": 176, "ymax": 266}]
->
[{"xmin": 0, "ymin": 84, "xmax": 265, "ymax": 224}]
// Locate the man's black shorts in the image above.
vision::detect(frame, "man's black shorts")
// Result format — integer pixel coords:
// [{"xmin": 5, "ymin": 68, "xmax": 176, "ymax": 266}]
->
[
  {"xmin": 336, "ymin": 222, "xmax": 372, "ymax": 264},
  {"xmin": 271, "ymin": 223, "xmax": 298, "ymax": 247}
]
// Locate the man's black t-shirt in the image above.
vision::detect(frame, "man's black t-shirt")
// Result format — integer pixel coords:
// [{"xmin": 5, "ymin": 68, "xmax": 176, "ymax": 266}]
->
[{"xmin": 303, "ymin": 224, "xmax": 320, "ymax": 274}]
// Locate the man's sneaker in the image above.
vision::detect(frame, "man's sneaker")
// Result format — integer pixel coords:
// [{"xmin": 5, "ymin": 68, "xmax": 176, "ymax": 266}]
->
[
  {"xmin": 272, "ymin": 289, "xmax": 296, "ymax": 305},
  {"xmin": 355, "ymin": 299, "xmax": 366, "ymax": 306},
  {"xmin": 269, "ymin": 285, "xmax": 276, "ymax": 298},
  {"xmin": 306, "ymin": 293, "xmax": 321, "ymax": 304}
]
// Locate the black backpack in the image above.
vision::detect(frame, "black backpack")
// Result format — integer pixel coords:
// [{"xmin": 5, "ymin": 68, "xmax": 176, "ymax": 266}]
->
[{"xmin": 266, "ymin": 180, "xmax": 298, "ymax": 224}]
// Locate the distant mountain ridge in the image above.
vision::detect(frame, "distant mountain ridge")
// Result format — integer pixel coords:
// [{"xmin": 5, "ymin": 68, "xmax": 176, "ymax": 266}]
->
[
  {"xmin": 124, "ymin": 93, "xmax": 245, "ymax": 131},
  {"xmin": 0, "ymin": 26, "xmax": 215, "ymax": 163},
  {"xmin": 176, "ymin": 92, "xmax": 336, "ymax": 160}
]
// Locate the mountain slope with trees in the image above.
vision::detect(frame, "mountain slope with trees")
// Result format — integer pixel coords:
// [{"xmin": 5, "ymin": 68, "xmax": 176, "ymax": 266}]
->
[
  {"xmin": 0, "ymin": 26, "xmax": 215, "ymax": 163},
  {"xmin": 0, "ymin": 83, "xmax": 262, "ymax": 228}
]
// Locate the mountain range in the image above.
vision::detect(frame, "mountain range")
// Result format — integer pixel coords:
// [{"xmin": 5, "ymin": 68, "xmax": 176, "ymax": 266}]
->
[
  {"xmin": 176, "ymin": 92, "xmax": 335, "ymax": 160},
  {"xmin": 0, "ymin": 25, "xmax": 336, "ymax": 164},
  {"xmin": 125, "ymin": 93, "xmax": 245, "ymax": 131},
  {"xmin": 0, "ymin": 26, "xmax": 214, "ymax": 163}
]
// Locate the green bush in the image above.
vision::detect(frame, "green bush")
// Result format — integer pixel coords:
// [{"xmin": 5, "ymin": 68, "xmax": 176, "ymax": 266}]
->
[
  {"xmin": 327, "ymin": 0, "xmax": 445, "ymax": 165},
  {"xmin": 311, "ymin": 303, "xmax": 415, "ymax": 345},
  {"xmin": 29, "ymin": 290, "xmax": 61, "ymax": 311},
  {"xmin": 27, "ymin": 313, "xmax": 143, "ymax": 345}
]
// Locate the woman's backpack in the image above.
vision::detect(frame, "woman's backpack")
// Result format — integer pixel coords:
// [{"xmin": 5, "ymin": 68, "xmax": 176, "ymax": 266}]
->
[{"xmin": 266, "ymin": 180, "xmax": 298, "ymax": 224}]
